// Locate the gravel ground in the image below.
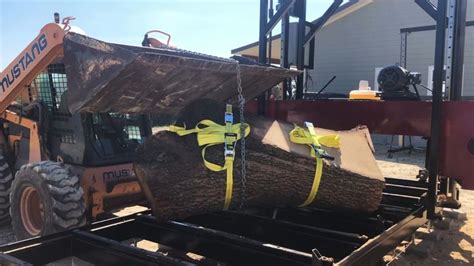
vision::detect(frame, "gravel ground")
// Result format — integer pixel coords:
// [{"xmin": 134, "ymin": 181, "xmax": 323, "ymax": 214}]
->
[{"xmin": 0, "ymin": 144, "xmax": 472, "ymax": 265}]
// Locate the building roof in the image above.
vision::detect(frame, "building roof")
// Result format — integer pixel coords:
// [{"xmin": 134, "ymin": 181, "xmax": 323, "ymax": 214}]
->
[{"xmin": 231, "ymin": 0, "xmax": 373, "ymax": 59}]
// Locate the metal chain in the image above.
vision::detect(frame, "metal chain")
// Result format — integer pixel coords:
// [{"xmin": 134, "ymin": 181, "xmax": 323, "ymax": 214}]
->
[{"xmin": 235, "ymin": 61, "xmax": 247, "ymax": 209}]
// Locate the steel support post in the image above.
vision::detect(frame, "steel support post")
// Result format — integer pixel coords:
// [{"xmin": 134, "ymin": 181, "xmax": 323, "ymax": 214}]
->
[
  {"xmin": 427, "ymin": 0, "xmax": 447, "ymax": 219},
  {"xmin": 415, "ymin": 0, "xmax": 438, "ymax": 20},
  {"xmin": 280, "ymin": 1, "xmax": 291, "ymax": 99},
  {"xmin": 400, "ymin": 32, "xmax": 408, "ymax": 68},
  {"xmin": 295, "ymin": 0, "xmax": 306, "ymax": 99},
  {"xmin": 449, "ymin": 0, "xmax": 467, "ymax": 100},
  {"xmin": 258, "ymin": 0, "xmax": 269, "ymax": 114}
]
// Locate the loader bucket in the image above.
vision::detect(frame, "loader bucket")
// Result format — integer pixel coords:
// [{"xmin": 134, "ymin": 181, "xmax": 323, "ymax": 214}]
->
[{"xmin": 63, "ymin": 33, "xmax": 299, "ymax": 114}]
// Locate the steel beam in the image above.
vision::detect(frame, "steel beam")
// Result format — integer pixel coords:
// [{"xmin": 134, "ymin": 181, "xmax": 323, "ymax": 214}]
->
[
  {"xmin": 415, "ymin": 0, "xmax": 438, "ymax": 20},
  {"xmin": 400, "ymin": 20, "xmax": 474, "ymax": 33},
  {"xmin": 259, "ymin": 0, "xmax": 269, "ymax": 65},
  {"xmin": 295, "ymin": 0, "xmax": 306, "ymax": 99},
  {"xmin": 384, "ymin": 183, "xmax": 428, "ymax": 197},
  {"xmin": 427, "ymin": 0, "xmax": 448, "ymax": 219},
  {"xmin": 268, "ymin": 0, "xmax": 274, "ymax": 63},
  {"xmin": 73, "ymin": 231, "xmax": 188, "ymax": 265},
  {"xmin": 280, "ymin": 0, "xmax": 291, "ymax": 99},
  {"xmin": 337, "ymin": 206, "xmax": 427, "ymax": 266},
  {"xmin": 274, "ymin": 208, "xmax": 389, "ymax": 238},
  {"xmin": 449, "ymin": 0, "xmax": 467, "ymax": 100},
  {"xmin": 258, "ymin": 0, "xmax": 269, "ymax": 114},
  {"xmin": 445, "ymin": 0, "xmax": 456, "ymax": 96},
  {"xmin": 400, "ymin": 32, "xmax": 408, "ymax": 67},
  {"xmin": 265, "ymin": 0, "xmax": 296, "ymax": 36},
  {"xmin": 304, "ymin": 0, "xmax": 343, "ymax": 45},
  {"xmin": 135, "ymin": 216, "xmax": 312, "ymax": 265},
  {"xmin": 0, "ymin": 253, "xmax": 32, "ymax": 265},
  {"xmin": 185, "ymin": 211, "xmax": 365, "ymax": 260}
]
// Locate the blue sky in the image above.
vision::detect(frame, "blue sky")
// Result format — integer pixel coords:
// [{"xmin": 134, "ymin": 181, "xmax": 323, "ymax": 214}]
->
[{"xmin": 1, "ymin": 0, "xmax": 337, "ymax": 70}]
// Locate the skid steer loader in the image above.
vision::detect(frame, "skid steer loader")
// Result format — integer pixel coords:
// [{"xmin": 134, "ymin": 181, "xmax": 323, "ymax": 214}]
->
[{"xmin": 0, "ymin": 16, "xmax": 296, "ymax": 239}]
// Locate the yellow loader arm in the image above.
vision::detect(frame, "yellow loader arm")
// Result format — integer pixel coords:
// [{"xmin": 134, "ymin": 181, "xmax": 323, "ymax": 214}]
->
[
  {"xmin": 2, "ymin": 22, "xmax": 298, "ymax": 116},
  {"xmin": 0, "ymin": 23, "xmax": 65, "ymax": 114}
]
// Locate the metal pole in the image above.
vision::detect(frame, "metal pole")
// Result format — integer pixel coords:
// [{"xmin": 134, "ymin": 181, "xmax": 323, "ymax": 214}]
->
[
  {"xmin": 400, "ymin": 32, "xmax": 408, "ymax": 68},
  {"xmin": 280, "ymin": 0, "xmax": 290, "ymax": 99},
  {"xmin": 450, "ymin": 0, "xmax": 467, "ymax": 100},
  {"xmin": 414, "ymin": 0, "xmax": 438, "ymax": 20},
  {"xmin": 303, "ymin": 0, "xmax": 343, "ymax": 45},
  {"xmin": 258, "ymin": 0, "xmax": 269, "ymax": 114},
  {"xmin": 445, "ymin": 0, "xmax": 455, "ymax": 97},
  {"xmin": 268, "ymin": 0, "xmax": 274, "ymax": 64},
  {"xmin": 259, "ymin": 0, "xmax": 269, "ymax": 64},
  {"xmin": 427, "ymin": 0, "xmax": 447, "ymax": 220},
  {"xmin": 295, "ymin": 0, "xmax": 306, "ymax": 99}
]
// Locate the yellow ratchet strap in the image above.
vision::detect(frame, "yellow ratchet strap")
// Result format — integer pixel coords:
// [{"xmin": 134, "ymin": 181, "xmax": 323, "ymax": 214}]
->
[
  {"xmin": 168, "ymin": 104, "xmax": 250, "ymax": 210},
  {"xmin": 289, "ymin": 122, "xmax": 340, "ymax": 207}
]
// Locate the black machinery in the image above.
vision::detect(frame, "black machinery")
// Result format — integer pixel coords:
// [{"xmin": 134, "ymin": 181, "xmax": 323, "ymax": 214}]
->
[{"xmin": 377, "ymin": 65, "xmax": 422, "ymax": 100}]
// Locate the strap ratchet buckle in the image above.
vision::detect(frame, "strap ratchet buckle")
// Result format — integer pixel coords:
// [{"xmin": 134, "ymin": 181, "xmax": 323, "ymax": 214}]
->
[
  {"xmin": 304, "ymin": 121, "xmax": 335, "ymax": 161},
  {"xmin": 310, "ymin": 144, "xmax": 335, "ymax": 161},
  {"xmin": 224, "ymin": 104, "xmax": 237, "ymax": 158},
  {"xmin": 224, "ymin": 132, "xmax": 237, "ymax": 157}
]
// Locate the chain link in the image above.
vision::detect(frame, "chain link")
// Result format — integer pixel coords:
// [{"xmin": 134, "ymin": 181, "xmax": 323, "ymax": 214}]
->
[{"xmin": 235, "ymin": 62, "xmax": 247, "ymax": 209}]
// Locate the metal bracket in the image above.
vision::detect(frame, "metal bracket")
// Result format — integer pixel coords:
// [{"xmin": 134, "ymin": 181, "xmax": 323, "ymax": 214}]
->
[
  {"xmin": 415, "ymin": 0, "xmax": 438, "ymax": 20},
  {"xmin": 312, "ymin": 249, "xmax": 334, "ymax": 266},
  {"xmin": 304, "ymin": 0, "xmax": 343, "ymax": 45},
  {"xmin": 310, "ymin": 144, "xmax": 335, "ymax": 161},
  {"xmin": 265, "ymin": 0, "xmax": 296, "ymax": 35},
  {"xmin": 304, "ymin": 122, "xmax": 335, "ymax": 161}
]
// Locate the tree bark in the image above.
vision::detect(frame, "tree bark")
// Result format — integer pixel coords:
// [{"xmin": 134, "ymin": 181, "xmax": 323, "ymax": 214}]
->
[{"xmin": 135, "ymin": 100, "xmax": 385, "ymax": 222}]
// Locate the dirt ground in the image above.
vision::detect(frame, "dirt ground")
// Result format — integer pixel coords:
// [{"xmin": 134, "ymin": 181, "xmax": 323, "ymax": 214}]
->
[
  {"xmin": 375, "ymin": 145, "xmax": 474, "ymax": 265},
  {"xmin": 387, "ymin": 189, "xmax": 474, "ymax": 265},
  {"xmin": 0, "ymin": 144, "xmax": 472, "ymax": 265}
]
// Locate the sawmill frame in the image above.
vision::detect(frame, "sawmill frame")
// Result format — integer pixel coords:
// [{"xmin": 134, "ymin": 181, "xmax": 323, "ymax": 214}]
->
[
  {"xmin": 257, "ymin": 0, "xmax": 472, "ymax": 213},
  {"xmin": 0, "ymin": 177, "xmax": 428, "ymax": 265}
]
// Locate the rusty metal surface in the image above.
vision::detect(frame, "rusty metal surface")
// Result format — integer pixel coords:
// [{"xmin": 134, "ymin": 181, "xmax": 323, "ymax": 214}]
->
[
  {"xmin": 248, "ymin": 100, "xmax": 474, "ymax": 189},
  {"xmin": 63, "ymin": 33, "xmax": 298, "ymax": 114}
]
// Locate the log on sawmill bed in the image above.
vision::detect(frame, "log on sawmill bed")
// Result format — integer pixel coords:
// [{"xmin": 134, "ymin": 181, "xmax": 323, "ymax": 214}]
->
[{"xmin": 134, "ymin": 100, "xmax": 385, "ymax": 222}]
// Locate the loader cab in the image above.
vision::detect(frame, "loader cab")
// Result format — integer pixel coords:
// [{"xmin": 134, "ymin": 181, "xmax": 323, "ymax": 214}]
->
[{"xmin": 30, "ymin": 63, "xmax": 152, "ymax": 166}]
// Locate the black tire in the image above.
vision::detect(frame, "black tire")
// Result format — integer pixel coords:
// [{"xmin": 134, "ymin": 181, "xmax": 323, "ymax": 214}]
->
[
  {"xmin": 0, "ymin": 155, "xmax": 13, "ymax": 225},
  {"xmin": 10, "ymin": 161, "xmax": 86, "ymax": 240}
]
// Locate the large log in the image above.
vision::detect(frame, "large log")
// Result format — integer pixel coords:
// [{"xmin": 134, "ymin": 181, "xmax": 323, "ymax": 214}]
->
[{"xmin": 134, "ymin": 100, "xmax": 385, "ymax": 222}]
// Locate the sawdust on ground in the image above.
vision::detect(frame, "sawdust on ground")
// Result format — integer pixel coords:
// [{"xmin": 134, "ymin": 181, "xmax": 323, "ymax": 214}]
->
[{"xmin": 375, "ymin": 145, "xmax": 473, "ymax": 265}]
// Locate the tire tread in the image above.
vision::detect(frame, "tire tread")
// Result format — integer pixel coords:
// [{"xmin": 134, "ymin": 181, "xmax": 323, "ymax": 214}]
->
[
  {"xmin": 0, "ymin": 155, "xmax": 12, "ymax": 226},
  {"xmin": 10, "ymin": 161, "xmax": 86, "ymax": 238}
]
